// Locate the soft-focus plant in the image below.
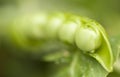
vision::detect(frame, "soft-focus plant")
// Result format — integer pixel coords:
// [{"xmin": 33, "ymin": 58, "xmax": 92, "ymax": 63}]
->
[
  {"xmin": 0, "ymin": 12, "xmax": 117, "ymax": 77},
  {"xmin": 0, "ymin": 0, "xmax": 120, "ymax": 77}
]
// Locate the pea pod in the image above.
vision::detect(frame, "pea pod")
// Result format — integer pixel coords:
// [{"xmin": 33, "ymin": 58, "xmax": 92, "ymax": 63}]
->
[{"xmin": 4, "ymin": 12, "xmax": 113, "ymax": 76}]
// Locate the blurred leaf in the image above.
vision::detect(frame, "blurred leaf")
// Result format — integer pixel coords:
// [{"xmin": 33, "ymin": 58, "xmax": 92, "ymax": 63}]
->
[{"xmin": 47, "ymin": 51, "xmax": 108, "ymax": 77}]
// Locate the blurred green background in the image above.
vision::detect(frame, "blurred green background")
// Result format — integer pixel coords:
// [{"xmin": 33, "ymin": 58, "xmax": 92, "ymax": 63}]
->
[{"xmin": 0, "ymin": 0, "xmax": 120, "ymax": 77}]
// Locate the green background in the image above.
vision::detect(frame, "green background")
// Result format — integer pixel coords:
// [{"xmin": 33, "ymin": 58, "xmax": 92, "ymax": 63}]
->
[{"xmin": 0, "ymin": 0, "xmax": 120, "ymax": 77}]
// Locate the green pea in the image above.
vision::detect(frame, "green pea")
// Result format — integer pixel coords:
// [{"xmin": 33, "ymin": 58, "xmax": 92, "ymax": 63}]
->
[{"xmin": 75, "ymin": 25, "xmax": 102, "ymax": 52}]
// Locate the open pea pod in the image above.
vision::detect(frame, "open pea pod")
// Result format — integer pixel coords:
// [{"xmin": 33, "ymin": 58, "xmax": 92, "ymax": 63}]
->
[{"xmin": 2, "ymin": 12, "xmax": 114, "ymax": 77}]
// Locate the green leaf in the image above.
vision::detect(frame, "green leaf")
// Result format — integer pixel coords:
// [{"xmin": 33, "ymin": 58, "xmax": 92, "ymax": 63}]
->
[{"xmin": 46, "ymin": 51, "xmax": 108, "ymax": 77}]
